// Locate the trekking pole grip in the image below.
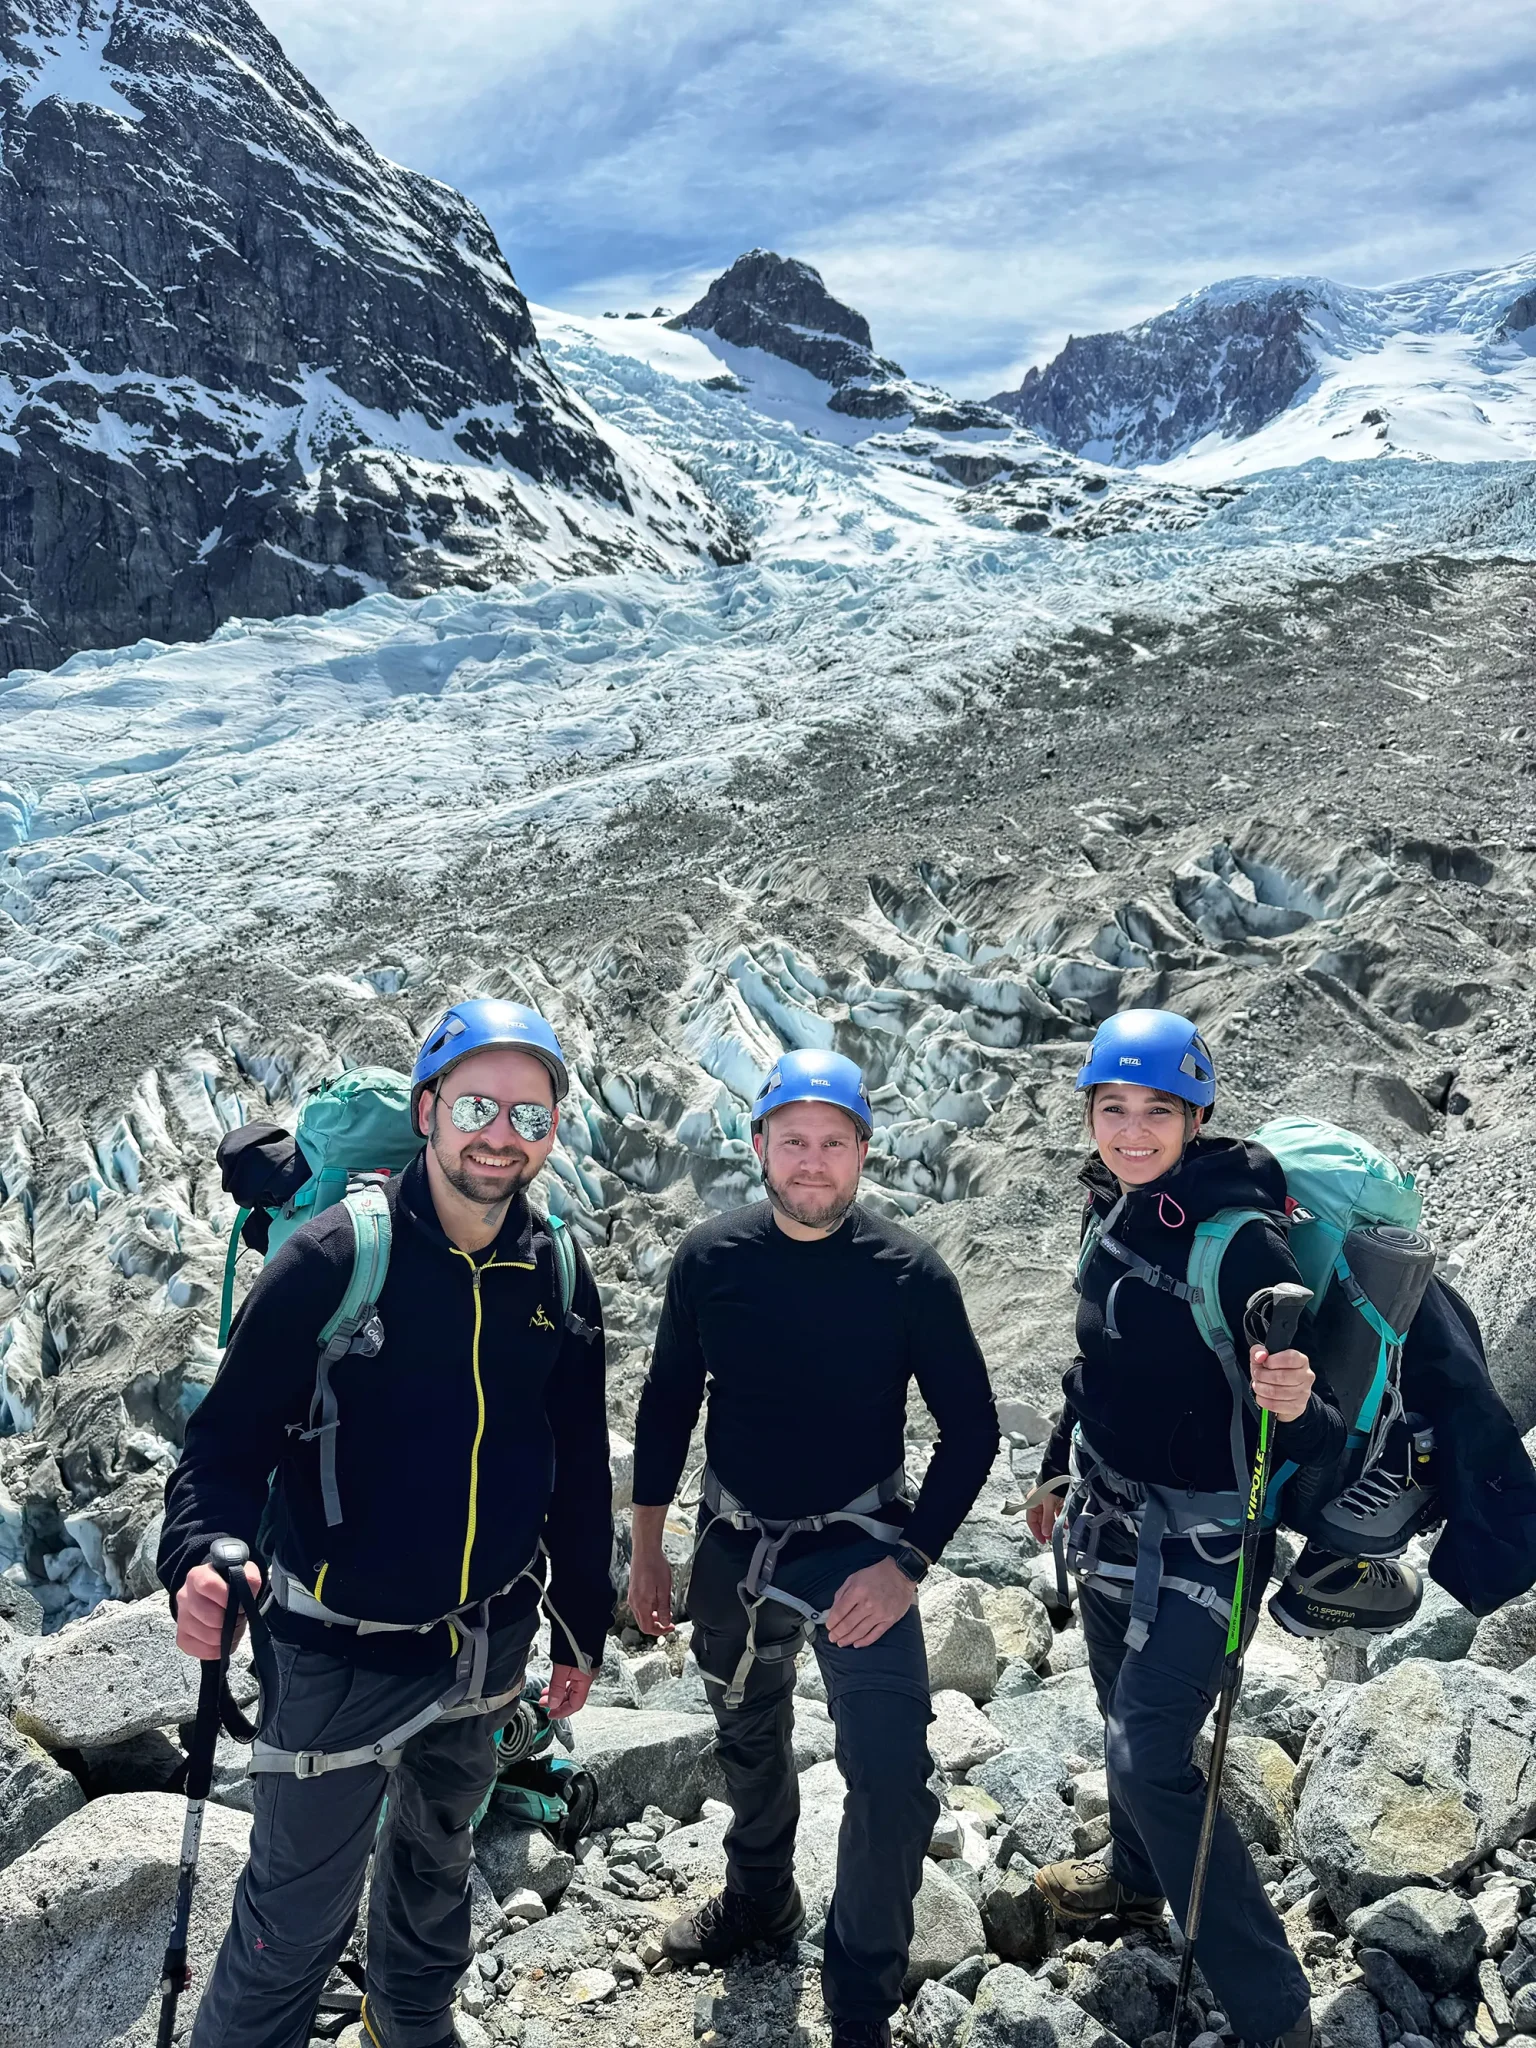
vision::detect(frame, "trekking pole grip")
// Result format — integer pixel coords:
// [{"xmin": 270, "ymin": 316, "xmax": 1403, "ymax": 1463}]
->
[{"xmin": 1261, "ymin": 1281, "xmax": 1312, "ymax": 1356}]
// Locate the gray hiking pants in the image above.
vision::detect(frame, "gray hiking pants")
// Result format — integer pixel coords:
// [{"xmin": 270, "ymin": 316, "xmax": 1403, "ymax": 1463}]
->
[
  {"xmin": 191, "ymin": 1618, "xmax": 536, "ymax": 2048},
  {"xmin": 686, "ymin": 1525, "xmax": 938, "ymax": 2024}
]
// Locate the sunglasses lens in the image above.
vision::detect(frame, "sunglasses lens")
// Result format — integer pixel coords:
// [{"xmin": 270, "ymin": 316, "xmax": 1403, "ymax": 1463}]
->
[
  {"xmin": 450, "ymin": 1094, "xmax": 500, "ymax": 1133},
  {"xmin": 509, "ymin": 1103, "xmax": 554, "ymax": 1142}
]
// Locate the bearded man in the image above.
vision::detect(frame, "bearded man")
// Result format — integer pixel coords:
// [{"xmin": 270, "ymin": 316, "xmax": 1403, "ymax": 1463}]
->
[
  {"xmin": 159, "ymin": 998, "xmax": 613, "ymax": 2048},
  {"xmin": 627, "ymin": 1050, "xmax": 1000, "ymax": 2048}
]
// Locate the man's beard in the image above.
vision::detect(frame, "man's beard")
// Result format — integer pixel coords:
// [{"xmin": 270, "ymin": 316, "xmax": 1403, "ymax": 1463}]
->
[
  {"xmin": 430, "ymin": 1122, "xmax": 535, "ymax": 1207},
  {"xmin": 761, "ymin": 1159, "xmax": 858, "ymax": 1232}
]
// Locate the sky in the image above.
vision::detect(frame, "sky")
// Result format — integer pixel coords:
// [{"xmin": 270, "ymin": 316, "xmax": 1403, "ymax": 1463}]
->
[{"xmin": 252, "ymin": 0, "xmax": 1536, "ymax": 398}]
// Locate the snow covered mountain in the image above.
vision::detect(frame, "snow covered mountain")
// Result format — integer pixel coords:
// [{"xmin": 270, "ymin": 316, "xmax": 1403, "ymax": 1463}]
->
[
  {"xmin": 0, "ymin": 0, "xmax": 732, "ymax": 672},
  {"xmin": 991, "ymin": 257, "xmax": 1536, "ymax": 480},
  {"xmin": 662, "ymin": 249, "xmax": 1010, "ymax": 439}
]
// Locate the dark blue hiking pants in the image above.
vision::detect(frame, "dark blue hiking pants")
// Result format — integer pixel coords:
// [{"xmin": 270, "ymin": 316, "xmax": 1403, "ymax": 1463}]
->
[
  {"xmin": 1079, "ymin": 1573, "xmax": 1310, "ymax": 2040},
  {"xmin": 686, "ymin": 1526, "xmax": 937, "ymax": 2024}
]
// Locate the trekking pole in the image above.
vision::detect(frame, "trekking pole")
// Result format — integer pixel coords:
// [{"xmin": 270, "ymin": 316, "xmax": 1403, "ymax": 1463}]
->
[
  {"xmin": 158, "ymin": 1537, "xmax": 251, "ymax": 2048},
  {"xmin": 1171, "ymin": 1282, "xmax": 1312, "ymax": 2048}
]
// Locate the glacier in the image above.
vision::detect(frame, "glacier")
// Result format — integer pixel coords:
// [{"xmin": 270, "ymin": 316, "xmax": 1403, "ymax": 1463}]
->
[{"xmin": 1, "ymin": 309, "xmax": 1534, "ymax": 1625}]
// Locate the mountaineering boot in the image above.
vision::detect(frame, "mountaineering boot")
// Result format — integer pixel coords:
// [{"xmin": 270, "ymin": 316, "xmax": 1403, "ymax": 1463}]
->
[
  {"xmin": 1246, "ymin": 2006, "xmax": 1314, "ymax": 2048},
  {"xmin": 661, "ymin": 1884, "xmax": 806, "ymax": 1966},
  {"xmin": 1033, "ymin": 1857, "xmax": 1165, "ymax": 1926},
  {"xmin": 1268, "ymin": 1543, "xmax": 1422, "ymax": 1637},
  {"xmin": 830, "ymin": 2021, "xmax": 891, "ymax": 2048}
]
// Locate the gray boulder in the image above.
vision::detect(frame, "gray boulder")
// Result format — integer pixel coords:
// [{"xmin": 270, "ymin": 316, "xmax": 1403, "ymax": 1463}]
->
[
  {"xmin": 969, "ymin": 1745, "xmax": 1072, "ymax": 1823},
  {"xmin": 1471, "ymin": 1590, "xmax": 1536, "ymax": 1673},
  {"xmin": 473, "ymin": 1817, "xmax": 575, "ymax": 1908},
  {"xmin": 976, "ymin": 1583, "xmax": 1056, "ymax": 1672},
  {"xmin": 984, "ymin": 1669, "xmax": 1105, "ymax": 1763},
  {"xmin": 1365, "ymin": 1578, "xmax": 1478, "ymax": 1677},
  {"xmin": 0, "ymin": 1716, "xmax": 85, "ymax": 1871},
  {"xmin": 492, "ymin": 1906, "xmax": 600, "ymax": 1977},
  {"xmin": 1344, "ymin": 1887, "xmax": 1482, "ymax": 1994},
  {"xmin": 1294, "ymin": 1658, "xmax": 1536, "ymax": 1916},
  {"xmin": 996, "ymin": 1791, "xmax": 1076, "ymax": 1870},
  {"xmin": 1073, "ymin": 1945, "xmax": 1183, "ymax": 2044},
  {"xmin": 1193, "ymin": 1728, "xmax": 1296, "ymax": 1854},
  {"xmin": 568, "ymin": 1707, "xmax": 722, "ymax": 1828},
  {"xmin": 639, "ymin": 1653, "xmax": 714, "ymax": 1715},
  {"xmin": 1233, "ymin": 1669, "xmax": 1325, "ymax": 1759},
  {"xmin": 1358, "ymin": 1948, "xmax": 1433, "ymax": 2036},
  {"xmin": 0, "ymin": 1791, "xmax": 250, "ymax": 2048},
  {"xmin": 12, "ymin": 1597, "xmax": 199, "ymax": 1750},
  {"xmin": 980, "ymin": 1867, "xmax": 1052, "ymax": 1964},
  {"xmin": 903, "ymin": 1860, "xmax": 987, "ymax": 2000},
  {"xmin": 1314, "ymin": 1981, "xmax": 1386, "ymax": 2048},
  {"xmin": 0, "ymin": 1618, "xmax": 29, "ymax": 1716},
  {"xmin": 910, "ymin": 1979, "xmax": 974, "ymax": 2048},
  {"xmin": 921, "ymin": 1577, "xmax": 1000, "ymax": 1704},
  {"xmin": 930, "ymin": 1513, "xmax": 1035, "ymax": 1590},
  {"xmin": 957, "ymin": 1964, "xmax": 1129, "ymax": 2048},
  {"xmin": 930, "ymin": 1689, "xmax": 1008, "ymax": 1775},
  {"xmin": 0, "ymin": 1579, "xmax": 44, "ymax": 1634}
]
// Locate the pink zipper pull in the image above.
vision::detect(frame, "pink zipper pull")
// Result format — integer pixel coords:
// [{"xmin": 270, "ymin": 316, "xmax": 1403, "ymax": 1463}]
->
[{"xmin": 1157, "ymin": 1193, "xmax": 1186, "ymax": 1229}]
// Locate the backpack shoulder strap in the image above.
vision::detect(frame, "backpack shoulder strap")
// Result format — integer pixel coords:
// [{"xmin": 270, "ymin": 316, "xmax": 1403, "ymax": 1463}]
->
[
  {"xmin": 218, "ymin": 1208, "xmax": 254, "ymax": 1346},
  {"xmin": 309, "ymin": 1186, "xmax": 392, "ymax": 1531},
  {"xmin": 1188, "ymin": 1206, "xmax": 1281, "ymax": 1511},
  {"xmin": 1186, "ymin": 1207, "xmax": 1272, "ymax": 1369},
  {"xmin": 548, "ymin": 1212, "xmax": 576, "ymax": 1321},
  {"xmin": 317, "ymin": 1185, "xmax": 392, "ymax": 1348}
]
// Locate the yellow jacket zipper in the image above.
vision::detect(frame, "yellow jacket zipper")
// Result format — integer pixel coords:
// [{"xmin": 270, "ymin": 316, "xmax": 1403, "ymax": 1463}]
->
[{"xmin": 451, "ymin": 1245, "xmax": 535, "ymax": 1604}]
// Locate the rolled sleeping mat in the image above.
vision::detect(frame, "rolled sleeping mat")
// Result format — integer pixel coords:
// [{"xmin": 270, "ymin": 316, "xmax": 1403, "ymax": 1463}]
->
[{"xmin": 1283, "ymin": 1223, "xmax": 1437, "ymax": 1536}]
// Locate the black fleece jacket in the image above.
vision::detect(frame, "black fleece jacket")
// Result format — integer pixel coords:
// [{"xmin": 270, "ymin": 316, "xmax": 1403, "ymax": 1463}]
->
[
  {"xmin": 1042, "ymin": 1135, "xmax": 1345, "ymax": 1493},
  {"xmin": 158, "ymin": 1156, "xmax": 613, "ymax": 1674},
  {"xmin": 634, "ymin": 1200, "xmax": 1000, "ymax": 1563}
]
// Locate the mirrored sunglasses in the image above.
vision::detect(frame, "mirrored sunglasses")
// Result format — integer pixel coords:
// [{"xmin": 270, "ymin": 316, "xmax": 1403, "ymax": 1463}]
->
[{"xmin": 447, "ymin": 1093, "xmax": 554, "ymax": 1142}]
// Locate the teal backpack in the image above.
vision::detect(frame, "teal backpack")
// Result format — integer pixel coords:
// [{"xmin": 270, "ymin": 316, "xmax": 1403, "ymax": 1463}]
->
[
  {"xmin": 1187, "ymin": 1117, "xmax": 1430, "ymax": 1493},
  {"xmin": 215, "ymin": 1068, "xmax": 578, "ymax": 1525},
  {"xmin": 1080, "ymin": 1114, "xmax": 1435, "ymax": 1529}
]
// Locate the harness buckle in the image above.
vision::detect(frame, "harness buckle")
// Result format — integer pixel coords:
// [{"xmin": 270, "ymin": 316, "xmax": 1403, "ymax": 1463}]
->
[{"xmin": 292, "ymin": 1750, "xmax": 327, "ymax": 1779}]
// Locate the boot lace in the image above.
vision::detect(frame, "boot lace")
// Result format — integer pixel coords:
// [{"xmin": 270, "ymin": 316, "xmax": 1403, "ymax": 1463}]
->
[
  {"xmin": 1331, "ymin": 1467, "xmax": 1406, "ymax": 1519},
  {"xmin": 694, "ymin": 1890, "xmax": 763, "ymax": 1942}
]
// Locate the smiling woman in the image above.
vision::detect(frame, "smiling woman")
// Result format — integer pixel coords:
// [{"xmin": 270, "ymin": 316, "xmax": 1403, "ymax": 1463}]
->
[{"xmin": 251, "ymin": 0, "xmax": 1536, "ymax": 398}]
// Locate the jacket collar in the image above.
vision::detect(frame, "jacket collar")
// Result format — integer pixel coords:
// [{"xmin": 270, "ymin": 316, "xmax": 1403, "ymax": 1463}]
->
[
  {"xmin": 1079, "ymin": 1133, "xmax": 1289, "ymax": 1228},
  {"xmin": 396, "ymin": 1150, "xmax": 537, "ymax": 1263}
]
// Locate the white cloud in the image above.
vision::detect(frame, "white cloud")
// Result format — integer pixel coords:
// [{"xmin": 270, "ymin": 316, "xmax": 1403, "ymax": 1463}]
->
[{"xmin": 251, "ymin": 0, "xmax": 1536, "ymax": 394}]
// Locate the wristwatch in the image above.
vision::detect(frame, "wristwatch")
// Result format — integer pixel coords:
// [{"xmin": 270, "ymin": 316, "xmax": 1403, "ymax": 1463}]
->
[{"xmin": 892, "ymin": 1542, "xmax": 931, "ymax": 1586}]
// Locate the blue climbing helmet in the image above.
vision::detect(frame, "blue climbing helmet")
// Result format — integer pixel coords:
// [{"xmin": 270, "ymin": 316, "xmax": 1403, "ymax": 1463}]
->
[
  {"xmin": 411, "ymin": 998, "xmax": 570, "ymax": 1119},
  {"xmin": 1074, "ymin": 1008, "xmax": 1216, "ymax": 1109},
  {"xmin": 751, "ymin": 1049, "xmax": 873, "ymax": 1138}
]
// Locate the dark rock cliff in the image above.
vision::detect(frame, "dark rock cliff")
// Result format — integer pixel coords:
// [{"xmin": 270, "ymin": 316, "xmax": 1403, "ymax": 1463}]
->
[
  {"xmin": 0, "ymin": 0, "xmax": 726, "ymax": 673},
  {"xmin": 990, "ymin": 287, "xmax": 1321, "ymax": 464},
  {"xmin": 671, "ymin": 249, "xmax": 1009, "ymax": 432}
]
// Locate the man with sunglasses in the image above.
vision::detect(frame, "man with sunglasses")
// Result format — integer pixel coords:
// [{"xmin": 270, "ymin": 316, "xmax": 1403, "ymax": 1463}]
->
[{"xmin": 159, "ymin": 998, "xmax": 614, "ymax": 2048}]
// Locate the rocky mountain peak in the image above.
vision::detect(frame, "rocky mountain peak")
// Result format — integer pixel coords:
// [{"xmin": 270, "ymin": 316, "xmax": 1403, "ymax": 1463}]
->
[
  {"xmin": 990, "ymin": 283, "xmax": 1321, "ymax": 465},
  {"xmin": 671, "ymin": 247, "xmax": 1008, "ymax": 433},
  {"xmin": 0, "ymin": 0, "xmax": 730, "ymax": 672},
  {"xmin": 668, "ymin": 248, "xmax": 881, "ymax": 380}
]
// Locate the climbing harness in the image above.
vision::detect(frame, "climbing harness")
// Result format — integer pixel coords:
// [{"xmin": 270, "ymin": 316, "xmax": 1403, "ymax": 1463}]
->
[
  {"xmin": 245, "ymin": 1546, "xmax": 591, "ymax": 1780},
  {"xmin": 694, "ymin": 1464, "xmax": 910, "ymax": 1708},
  {"xmin": 1065, "ymin": 1207, "xmax": 1307, "ymax": 1650}
]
